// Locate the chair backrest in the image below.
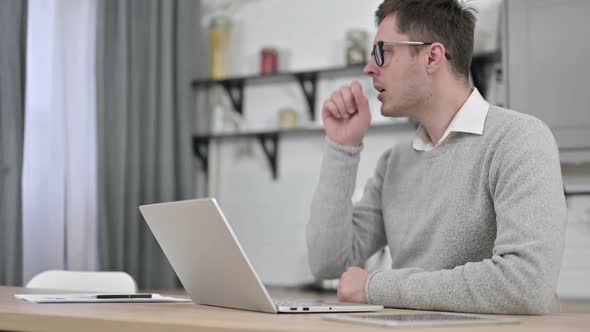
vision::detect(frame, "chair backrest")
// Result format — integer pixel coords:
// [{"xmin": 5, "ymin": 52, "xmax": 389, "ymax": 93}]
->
[{"xmin": 26, "ymin": 270, "xmax": 138, "ymax": 293}]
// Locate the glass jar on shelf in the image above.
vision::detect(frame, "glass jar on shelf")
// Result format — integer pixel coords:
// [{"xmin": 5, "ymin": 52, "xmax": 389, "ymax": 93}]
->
[
  {"xmin": 260, "ymin": 47, "xmax": 279, "ymax": 75},
  {"xmin": 346, "ymin": 29, "xmax": 369, "ymax": 65},
  {"xmin": 278, "ymin": 107, "xmax": 298, "ymax": 130},
  {"xmin": 209, "ymin": 16, "xmax": 232, "ymax": 79}
]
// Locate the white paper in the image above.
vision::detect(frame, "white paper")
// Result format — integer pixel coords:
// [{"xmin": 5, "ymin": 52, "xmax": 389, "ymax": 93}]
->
[{"xmin": 15, "ymin": 293, "xmax": 192, "ymax": 304}]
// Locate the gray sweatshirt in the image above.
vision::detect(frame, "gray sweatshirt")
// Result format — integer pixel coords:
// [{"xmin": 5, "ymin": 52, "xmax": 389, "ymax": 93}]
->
[{"xmin": 307, "ymin": 107, "xmax": 567, "ymax": 315}]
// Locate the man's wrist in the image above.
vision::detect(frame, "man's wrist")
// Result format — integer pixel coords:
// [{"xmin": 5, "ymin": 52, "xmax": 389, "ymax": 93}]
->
[
  {"xmin": 331, "ymin": 137, "xmax": 363, "ymax": 147},
  {"xmin": 364, "ymin": 270, "xmax": 379, "ymax": 304},
  {"xmin": 326, "ymin": 136, "xmax": 364, "ymax": 153}
]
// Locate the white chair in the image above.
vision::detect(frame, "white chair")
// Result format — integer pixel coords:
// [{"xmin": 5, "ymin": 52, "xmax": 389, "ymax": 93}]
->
[{"xmin": 26, "ymin": 270, "xmax": 138, "ymax": 293}]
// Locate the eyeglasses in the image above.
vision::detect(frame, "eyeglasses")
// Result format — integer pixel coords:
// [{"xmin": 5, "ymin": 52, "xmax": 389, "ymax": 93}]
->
[{"xmin": 370, "ymin": 40, "xmax": 452, "ymax": 67}]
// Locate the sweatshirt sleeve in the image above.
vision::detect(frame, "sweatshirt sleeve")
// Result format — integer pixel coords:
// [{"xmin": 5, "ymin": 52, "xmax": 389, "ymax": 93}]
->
[
  {"xmin": 306, "ymin": 137, "xmax": 390, "ymax": 280},
  {"xmin": 365, "ymin": 118, "xmax": 567, "ymax": 315}
]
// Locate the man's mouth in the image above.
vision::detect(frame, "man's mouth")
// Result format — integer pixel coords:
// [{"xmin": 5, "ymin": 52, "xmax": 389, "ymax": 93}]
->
[
  {"xmin": 375, "ymin": 85, "xmax": 386, "ymax": 101},
  {"xmin": 374, "ymin": 85, "xmax": 386, "ymax": 93}
]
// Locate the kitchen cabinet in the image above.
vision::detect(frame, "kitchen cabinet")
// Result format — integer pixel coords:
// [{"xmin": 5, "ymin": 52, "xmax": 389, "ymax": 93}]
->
[{"xmin": 504, "ymin": 0, "xmax": 590, "ymax": 160}]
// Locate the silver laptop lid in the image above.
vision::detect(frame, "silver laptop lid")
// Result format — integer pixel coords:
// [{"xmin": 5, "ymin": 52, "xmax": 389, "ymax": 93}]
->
[{"xmin": 139, "ymin": 198, "xmax": 277, "ymax": 313}]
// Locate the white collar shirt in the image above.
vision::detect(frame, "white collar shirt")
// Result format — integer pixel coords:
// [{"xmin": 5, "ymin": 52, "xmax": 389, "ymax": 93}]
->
[{"xmin": 412, "ymin": 88, "xmax": 490, "ymax": 152}]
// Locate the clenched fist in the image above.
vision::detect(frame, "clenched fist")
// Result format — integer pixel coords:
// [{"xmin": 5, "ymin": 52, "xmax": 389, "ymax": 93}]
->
[
  {"xmin": 322, "ymin": 81, "xmax": 371, "ymax": 147},
  {"xmin": 337, "ymin": 266, "xmax": 370, "ymax": 303}
]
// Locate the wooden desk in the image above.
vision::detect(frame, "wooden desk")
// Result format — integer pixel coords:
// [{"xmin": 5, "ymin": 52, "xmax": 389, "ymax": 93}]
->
[{"xmin": 1, "ymin": 286, "xmax": 588, "ymax": 332}]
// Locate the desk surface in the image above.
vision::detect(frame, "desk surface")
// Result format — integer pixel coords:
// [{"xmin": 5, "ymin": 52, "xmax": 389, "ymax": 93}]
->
[{"xmin": 1, "ymin": 286, "xmax": 588, "ymax": 332}]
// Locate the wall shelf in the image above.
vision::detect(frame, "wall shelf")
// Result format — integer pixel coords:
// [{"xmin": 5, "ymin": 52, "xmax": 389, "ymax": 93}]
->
[
  {"xmin": 192, "ymin": 121, "xmax": 416, "ymax": 180},
  {"xmin": 565, "ymin": 191, "xmax": 590, "ymax": 196},
  {"xmin": 191, "ymin": 63, "xmax": 367, "ymax": 121}
]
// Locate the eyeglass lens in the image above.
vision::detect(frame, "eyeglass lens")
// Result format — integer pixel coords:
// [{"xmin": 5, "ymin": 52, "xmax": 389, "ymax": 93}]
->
[{"xmin": 371, "ymin": 41, "xmax": 384, "ymax": 66}]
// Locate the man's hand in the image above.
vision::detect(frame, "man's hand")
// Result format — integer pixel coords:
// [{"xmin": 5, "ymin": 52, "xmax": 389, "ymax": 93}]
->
[
  {"xmin": 337, "ymin": 266, "xmax": 370, "ymax": 303},
  {"xmin": 322, "ymin": 81, "xmax": 371, "ymax": 147}
]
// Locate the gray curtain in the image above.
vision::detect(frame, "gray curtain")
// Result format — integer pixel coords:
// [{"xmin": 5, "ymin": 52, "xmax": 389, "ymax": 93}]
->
[
  {"xmin": 0, "ymin": 0, "xmax": 26, "ymax": 286},
  {"xmin": 96, "ymin": 0, "xmax": 206, "ymax": 289}
]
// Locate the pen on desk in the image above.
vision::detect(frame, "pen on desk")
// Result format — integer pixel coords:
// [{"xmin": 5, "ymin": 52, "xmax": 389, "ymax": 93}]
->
[{"xmin": 96, "ymin": 294, "xmax": 152, "ymax": 299}]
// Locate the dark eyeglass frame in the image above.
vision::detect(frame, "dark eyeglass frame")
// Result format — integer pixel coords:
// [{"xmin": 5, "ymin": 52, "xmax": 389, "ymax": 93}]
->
[{"xmin": 370, "ymin": 40, "xmax": 452, "ymax": 67}]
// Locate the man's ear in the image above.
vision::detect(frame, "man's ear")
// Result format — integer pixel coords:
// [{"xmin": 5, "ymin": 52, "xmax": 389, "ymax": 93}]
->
[{"xmin": 425, "ymin": 42, "xmax": 446, "ymax": 74}]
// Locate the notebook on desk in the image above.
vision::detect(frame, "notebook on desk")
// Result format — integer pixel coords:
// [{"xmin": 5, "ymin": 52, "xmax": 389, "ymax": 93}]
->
[
  {"xmin": 139, "ymin": 198, "xmax": 383, "ymax": 314},
  {"xmin": 15, "ymin": 293, "xmax": 191, "ymax": 304}
]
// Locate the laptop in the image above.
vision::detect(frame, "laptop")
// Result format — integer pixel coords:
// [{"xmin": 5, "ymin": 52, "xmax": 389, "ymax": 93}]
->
[{"xmin": 139, "ymin": 198, "xmax": 383, "ymax": 314}]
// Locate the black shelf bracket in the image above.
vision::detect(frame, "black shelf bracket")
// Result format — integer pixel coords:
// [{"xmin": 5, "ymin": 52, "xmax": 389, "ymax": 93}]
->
[
  {"xmin": 192, "ymin": 137, "xmax": 209, "ymax": 173},
  {"xmin": 294, "ymin": 72, "xmax": 318, "ymax": 121},
  {"xmin": 192, "ymin": 133, "xmax": 280, "ymax": 180},
  {"xmin": 255, "ymin": 133, "xmax": 279, "ymax": 180},
  {"xmin": 220, "ymin": 79, "xmax": 245, "ymax": 115}
]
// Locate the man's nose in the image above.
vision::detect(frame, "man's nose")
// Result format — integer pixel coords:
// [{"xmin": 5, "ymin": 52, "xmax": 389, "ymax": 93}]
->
[{"xmin": 363, "ymin": 60, "xmax": 378, "ymax": 77}]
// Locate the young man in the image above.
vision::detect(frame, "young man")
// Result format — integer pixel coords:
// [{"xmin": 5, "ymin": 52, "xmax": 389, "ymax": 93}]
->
[{"xmin": 307, "ymin": 0, "xmax": 566, "ymax": 315}]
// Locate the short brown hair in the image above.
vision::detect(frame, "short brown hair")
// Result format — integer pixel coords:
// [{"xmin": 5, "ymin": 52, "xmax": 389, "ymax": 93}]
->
[{"xmin": 375, "ymin": 0, "xmax": 476, "ymax": 80}]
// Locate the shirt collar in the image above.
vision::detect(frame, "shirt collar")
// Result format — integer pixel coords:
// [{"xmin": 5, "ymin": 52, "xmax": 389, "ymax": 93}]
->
[{"xmin": 412, "ymin": 88, "xmax": 489, "ymax": 152}]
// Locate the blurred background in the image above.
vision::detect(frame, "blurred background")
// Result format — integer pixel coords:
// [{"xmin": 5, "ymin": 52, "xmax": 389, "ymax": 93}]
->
[{"xmin": 1, "ymin": 0, "xmax": 589, "ymax": 305}]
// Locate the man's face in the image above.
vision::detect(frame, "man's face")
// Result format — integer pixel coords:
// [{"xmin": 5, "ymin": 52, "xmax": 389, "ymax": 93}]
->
[{"xmin": 364, "ymin": 15, "xmax": 430, "ymax": 119}]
